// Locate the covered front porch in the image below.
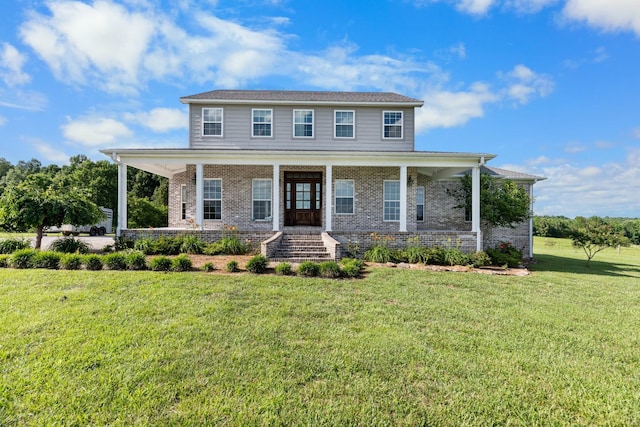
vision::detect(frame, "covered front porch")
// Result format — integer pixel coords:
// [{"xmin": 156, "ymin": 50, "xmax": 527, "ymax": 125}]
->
[{"xmin": 101, "ymin": 148, "xmax": 495, "ymax": 253}]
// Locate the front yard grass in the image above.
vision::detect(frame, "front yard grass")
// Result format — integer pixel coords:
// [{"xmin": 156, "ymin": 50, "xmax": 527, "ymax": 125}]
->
[{"xmin": 1, "ymin": 238, "xmax": 639, "ymax": 425}]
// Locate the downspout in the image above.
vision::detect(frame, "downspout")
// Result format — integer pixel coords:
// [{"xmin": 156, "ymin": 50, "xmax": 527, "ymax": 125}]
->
[{"xmin": 473, "ymin": 156, "xmax": 486, "ymax": 252}]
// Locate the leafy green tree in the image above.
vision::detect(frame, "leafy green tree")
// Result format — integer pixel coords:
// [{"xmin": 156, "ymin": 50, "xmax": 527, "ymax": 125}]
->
[
  {"xmin": 0, "ymin": 173, "xmax": 103, "ymax": 249},
  {"xmin": 450, "ymin": 172, "xmax": 533, "ymax": 228},
  {"xmin": 569, "ymin": 216, "xmax": 630, "ymax": 267},
  {"xmin": 127, "ymin": 196, "xmax": 168, "ymax": 228}
]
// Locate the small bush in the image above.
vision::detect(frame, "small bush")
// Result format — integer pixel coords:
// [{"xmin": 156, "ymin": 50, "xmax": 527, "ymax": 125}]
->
[
  {"xmin": 0, "ymin": 237, "xmax": 30, "ymax": 254},
  {"xmin": 201, "ymin": 262, "xmax": 215, "ymax": 272},
  {"xmin": 425, "ymin": 247, "xmax": 446, "ymax": 265},
  {"xmin": 402, "ymin": 246, "xmax": 429, "ymax": 264},
  {"xmin": 172, "ymin": 254, "xmax": 193, "ymax": 272},
  {"xmin": 217, "ymin": 237, "xmax": 248, "ymax": 255},
  {"xmin": 84, "ymin": 254, "xmax": 103, "ymax": 271},
  {"xmin": 225, "ymin": 260, "xmax": 239, "ymax": 273},
  {"xmin": 49, "ymin": 237, "xmax": 89, "ymax": 254},
  {"xmin": 486, "ymin": 241, "xmax": 523, "ymax": 268},
  {"xmin": 443, "ymin": 248, "xmax": 469, "ymax": 266},
  {"xmin": 319, "ymin": 261, "xmax": 342, "ymax": 278},
  {"xmin": 0, "ymin": 254, "xmax": 11, "ymax": 268},
  {"xmin": 246, "ymin": 254, "xmax": 269, "ymax": 274},
  {"xmin": 60, "ymin": 253, "xmax": 83, "ymax": 270},
  {"xmin": 149, "ymin": 256, "xmax": 173, "ymax": 272},
  {"xmin": 363, "ymin": 245, "xmax": 395, "ymax": 263},
  {"xmin": 341, "ymin": 258, "xmax": 365, "ymax": 278},
  {"xmin": 104, "ymin": 252, "xmax": 127, "ymax": 270},
  {"xmin": 10, "ymin": 249, "xmax": 38, "ymax": 269},
  {"xmin": 153, "ymin": 236, "xmax": 183, "ymax": 255},
  {"xmin": 125, "ymin": 250, "xmax": 147, "ymax": 270},
  {"xmin": 34, "ymin": 251, "xmax": 61, "ymax": 269},
  {"xmin": 297, "ymin": 261, "xmax": 319, "ymax": 277},
  {"xmin": 274, "ymin": 262, "xmax": 293, "ymax": 276},
  {"xmin": 470, "ymin": 250, "xmax": 491, "ymax": 268},
  {"xmin": 180, "ymin": 235, "xmax": 204, "ymax": 254},
  {"xmin": 114, "ymin": 236, "xmax": 135, "ymax": 251},
  {"xmin": 134, "ymin": 237, "xmax": 154, "ymax": 255}
]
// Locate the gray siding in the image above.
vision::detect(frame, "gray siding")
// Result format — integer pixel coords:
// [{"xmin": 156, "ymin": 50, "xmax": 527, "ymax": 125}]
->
[{"xmin": 189, "ymin": 104, "xmax": 415, "ymax": 151}]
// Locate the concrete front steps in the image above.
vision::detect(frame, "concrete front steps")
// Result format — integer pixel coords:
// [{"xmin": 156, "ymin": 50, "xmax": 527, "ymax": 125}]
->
[{"xmin": 270, "ymin": 232, "xmax": 333, "ymax": 263}]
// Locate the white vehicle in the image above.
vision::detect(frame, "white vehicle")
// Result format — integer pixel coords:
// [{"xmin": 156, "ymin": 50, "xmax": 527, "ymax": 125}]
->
[{"xmin": 47, "ymin": 207, "xmax": 113, "ymax": 236}]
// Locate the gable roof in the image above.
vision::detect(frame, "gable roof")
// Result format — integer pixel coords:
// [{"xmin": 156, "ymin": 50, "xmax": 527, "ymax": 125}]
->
[
  {"xmin": 483, "ymin": 166, "xmax": 546, "ymax": 182},
  {"xmin": 180, "ymin": 90, "xmax": 424, "ymax": 107}
]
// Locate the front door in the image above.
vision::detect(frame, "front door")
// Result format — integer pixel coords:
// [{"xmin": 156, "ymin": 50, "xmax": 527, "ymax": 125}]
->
[{"xmin": 284, "ymin": 172, "xmax": 322, "ymax": 226}]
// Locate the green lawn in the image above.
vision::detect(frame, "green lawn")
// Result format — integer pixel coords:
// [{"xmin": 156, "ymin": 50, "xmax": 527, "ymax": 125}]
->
[{"xmin": 1, "ymin": 238, "xmax": 639, "ymax": 425}]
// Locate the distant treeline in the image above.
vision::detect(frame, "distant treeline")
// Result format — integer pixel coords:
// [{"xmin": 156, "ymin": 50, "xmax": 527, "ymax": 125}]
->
[{"xmin": 534, "ymin": 216, "xmax": 640, "ymax": 245}]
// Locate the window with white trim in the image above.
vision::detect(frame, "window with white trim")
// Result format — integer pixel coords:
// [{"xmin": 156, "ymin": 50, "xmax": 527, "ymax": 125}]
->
[
  {"xmin": 203, "ymin": 179, "xmax": 222, "ymax": 220},
  {"xmin": 252, "ymin": 109, "xmax": 272, "ymax": 137},
  {"xmin": 383, "ymin": 111, "xmax": 403, "ymax": 139},
  {"xmin": 383, "ymin": 180, "xmax": 400, "ymax": 222},
  {"xmin": 181, "ymin": 184, "xmax": 187, "ymax": 220},
  {"xmin": 335, "ymin": 110, "xmax": 354, "ymax": 138},
  {"xmin": 202, "ymin": 108, "xmax": 223, "ymax": 136},
  {"xmin": 293, "ymin": 109, "xmax": 314, "ymax": 138},
  {"xmin": 416, "ymin": 186, "xmax": 425, "ymax": 222},
  {"xmin": 252, "ymin": 179, "xmax": 272, "ymax": 221},
  {"xmin": 335, "ymin": 180, "xmax": 354, "ymax": 214}
]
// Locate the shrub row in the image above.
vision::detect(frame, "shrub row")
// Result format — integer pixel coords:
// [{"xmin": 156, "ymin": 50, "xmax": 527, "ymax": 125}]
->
[
  {"xmin": 133, "ymin": 235, "xmax": 250, "ymax": 256},
  {"xmin": 270, "ymin": 258, "xmax": 364, "ymax": 279}
]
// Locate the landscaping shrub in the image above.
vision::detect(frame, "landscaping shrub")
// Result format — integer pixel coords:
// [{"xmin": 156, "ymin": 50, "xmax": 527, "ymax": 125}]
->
[
  {"xmin": 83, "ymin": 254, "xmax": 103, "ymax": 271},
  {"xmin": 246, "ymin": 254, "xmax": 269, "ymax": 274},
  {"xmin": 180, "ymin": 235, "xmax": 204, "ymax": 254},
  {"xmin": 341, "ymin": 258, "xmax": 365, "ymax": 278},
  {"xmin": 114, "ymin": 236, "xmax": 135, "ymax": 251},
  {"xmin": 154, "ymin": 236, "xmax": 183, "ymax": 255},
  {"xmin": 0, "ymin": 237, "xmax": 30, "ymax": 254},
  {"xmin": 470, "ymin": 250, "xmax": 491, "ymax": 268},
  {"xmin": 125, "ymin": 250, "xmax": 147, "ymax": 270},
  {"xmin": 486, "ymin": 241, "xmax": 523, "ymax": 268},
  {"xmin": 363, "ymin": 245, "xmax": 396, "ymax": 263},
  {"xmin": 402, "ymin": 246, "xmax": 429, "ymax": 264},
  {"xmin": 49, "ymin": 237, "xmax": 89, "ymax": 254},
  {"xmin": 149, "ymin": 256, "xmax": 173, "ymax": 272},
  {"xmin": 172, "ymin": 254, "xmax": 193, "ymax": 272},
  {"xmin": 104, "ymin": 252, "xmax": 127, "ymax": 270},
  {"xmin": 318, "ymin": 261, "xmax": 342, "ymax": 278},
  {"xmin": 134, "ymin": 237, "xmax": 154, "ymax": 255},
  {"xmin": 225, "ymin": 260, "xmax": 239, "ymax": 273},
  {"xmin": 274, "ymin": 262, "xmax": 293, "ymax": 276},
  {"xmin": 33, "ymin": 251, "xmax": 61, "ymax": 269},
  {"xmin": 217, "ymin": 237, "xmax": 248, "ymax": 255},
  {"xmin": 201, "ymin": 262, "xmax": 215, "ymax": 272},
  {"xmin": 425, "ymin": 247, "xmax": 446, "ymax": 265},
  {"xmin": 10, "ymin": 249, "xmax": 38, "ymax": 269},
  {"xmin": 0, "ymin": 254, "xmax": 9, "ymax": 268},
  {"xmin": 297, "ymin": 261, "xmax": 319, "ymax": 277},
  {"xmin": 60, "ymin": 253, "xmax": 83, "ymax": 270},
  {"xmin": 443, "ymin": 248, "xmax": 469, "ymax": 266}
]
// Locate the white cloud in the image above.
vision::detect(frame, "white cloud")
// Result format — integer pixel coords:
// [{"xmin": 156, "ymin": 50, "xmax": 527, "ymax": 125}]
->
[
  {"xmin": 501, "ymin": 64, "xmax": 554, "ymax": 105},
  {"xmin": 0, "ymin": 115, "xmax": 6, "ymax": 126},
  {"xmin": 62, "ymin": 116, "xmax": 132, "ymax": 146},
  {"xmin": 506, "ymin": 152, "xmax": 640, "ymax": 217},
  {"xmin": 0, "ymin": 43, "xmax": 31, "ymax": 86},
  {"xmin": 416, "ymin": 82, "xmax": 498, "ymax": 132},
  {"xmin": 125, "ymin": 107, "xmax": 188, "ymax": 132},
  {"xmin": 415, "ymin": 0, "xmax": 496, "ymax": 15},
  {"xmin": 0, "ymin": 88, "xmax": 48, "ymax": 111},
  {"xmin": 35, "ymin": 141, "xmax": 71, "ymax": 164},
  {"xmin": 506, "ymin": 0, "xmax": 559, "ymax": 13},
  {"xmin": 633, "ymin": 128, "xmax": 640, "ymax": 139},
  {"xmin": 562, "ymin": 0, "xmax": 640, "ymax": 36},
  {"xmin": 564, "ymin": 142, "xmax": 587, "ymax": 153}
]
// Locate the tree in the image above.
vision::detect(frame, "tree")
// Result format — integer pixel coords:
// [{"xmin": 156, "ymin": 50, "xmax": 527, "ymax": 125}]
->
[
  {"xmin": 450, "ymin": 172, "xmax": 533, "ymax": 228},
  {"xmin": 0, "ymin": 173, "xmax": 103, "ymax": 249},
  {"xmin": 569, "ymin": 216, "xmax": 630, "ymax": 267}
]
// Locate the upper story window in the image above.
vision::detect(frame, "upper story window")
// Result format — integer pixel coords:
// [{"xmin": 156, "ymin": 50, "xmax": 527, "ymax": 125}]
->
[
  {"xmin": 202, "ymin": 108, "xmax": 223, "ymax": 137},
  {"xmin": 252, "ymin": 109, "xmax": 272, "ymax": 137},
  {"xmin": 293, "ymin": 109, "xmax": 314, "ymax": 138},
  {"xmin": 335, "ymin": 110, "xmax": 355, "ymax": 138},
  {"xmin": 383, "ymin": 111, "xmax": 403, "ymax": 139}
]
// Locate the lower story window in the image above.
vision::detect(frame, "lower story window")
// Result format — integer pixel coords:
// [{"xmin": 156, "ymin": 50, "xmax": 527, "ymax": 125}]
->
[
  {"xmin": 181, "ymin": 184, "xmax": 187, "ymax": 220},
  {"xmin": 416, "ymin": 186, "xmax": 425, "ymax": 222},
  {"xmin": 383, "ymin": 180, "xmax": 400, "ymax": 222},
  {"xmin": 204, "ymin": 179, "xmax": 222, "ymax": 220},
  {"xmin": 335, "ymin": 180, "xmax": 354, "ymax": 214},
  {"xmin": 252, "ymin": 179, "xmax": 272, "ymax": 220}
]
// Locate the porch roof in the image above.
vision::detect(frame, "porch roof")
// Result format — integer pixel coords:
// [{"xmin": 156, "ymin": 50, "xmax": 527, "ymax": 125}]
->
[{"xmin": 100, "ymin": 148, "xmax": 496, "ymax": 180}]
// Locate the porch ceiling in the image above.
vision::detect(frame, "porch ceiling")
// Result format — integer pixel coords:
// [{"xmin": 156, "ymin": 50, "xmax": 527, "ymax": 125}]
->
[{"xmin": 100, "ymin": 148, "xmax": 496, "ymax": 179}]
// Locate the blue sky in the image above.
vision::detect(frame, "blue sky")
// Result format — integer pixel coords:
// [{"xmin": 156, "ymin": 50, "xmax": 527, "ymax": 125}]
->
[{"xmin": 1, "ymin": 0, "xmax": 639, "ymax": 218}]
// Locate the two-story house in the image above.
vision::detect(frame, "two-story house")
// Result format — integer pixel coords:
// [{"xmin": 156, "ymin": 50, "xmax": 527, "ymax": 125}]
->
[{"xmin": 101, "ymin": 90, "xmax": 542, "ymax": 259}]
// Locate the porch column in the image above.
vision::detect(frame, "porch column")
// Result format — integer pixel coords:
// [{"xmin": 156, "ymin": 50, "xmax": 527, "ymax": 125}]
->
[
  {"xmin": 325, "ymin": 164, "xmax": 333, "ymax": 232},
  {"xmin": 195, "ymin": 163, "xmax": 204, "ymax": 230},
  {"xmin": 116, "ymin": 162, "xmax": 127, "ymax": 237},
  {"xmin": 472, "ymin": 165, "xmax": 482, "ymax": 252},
  {"xmin": 400, "ymin": 165, "xmax": 407, "ymax": 232},
  {"xmin": 272, "ymin": 163, "xmax": 280, "ymax": 231}
]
